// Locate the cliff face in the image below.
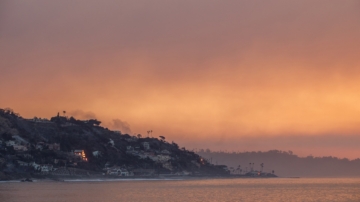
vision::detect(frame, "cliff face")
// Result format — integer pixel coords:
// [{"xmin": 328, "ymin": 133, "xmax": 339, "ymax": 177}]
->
[{"xmin": 0, "ymin": 108, "xmax": 228, "ymax": 179}]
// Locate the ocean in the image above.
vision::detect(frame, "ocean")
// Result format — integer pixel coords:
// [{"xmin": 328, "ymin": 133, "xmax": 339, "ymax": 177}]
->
[{"xmin": 1, "ymin": 178, "xmax": 359, "ymax": 202}]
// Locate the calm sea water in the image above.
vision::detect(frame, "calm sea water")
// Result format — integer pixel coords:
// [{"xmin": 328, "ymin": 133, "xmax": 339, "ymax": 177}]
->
[{"xmin": 1, "ymin": 178, "xmax": 360, "ymax": 202}]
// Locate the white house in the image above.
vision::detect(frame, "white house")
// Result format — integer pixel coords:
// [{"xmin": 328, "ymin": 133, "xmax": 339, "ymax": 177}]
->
[
  {"xmin": 157, "ymin": 155, "xmax": 171, "ymax": 162},
  {"xmin": 40, "ymin": 164, "xmax": 54, "ymax": 173},
  {"xmin": 36, "ymin": 142, "xmax": 46, "ymax": 150},
  {"xmin": 120, "ymin": 169, "xmax": 130, "ymax": 176},
  {"xmin": 17, "ymin": 160, "xmax": 29, "ymax": 167},
  {"xmin": 107, "ymin": 167, "xmax": 130, "ymax": 176},
  {"xmin": 126, "ymin": 136, "xmax": 137, "ymax": 142},
  {"xmin": 92, "ymin": 151, "xmax": 102, "ymax": 157},
  {"xmin": 13, "ymin": 135, "xmax": 28, "ymax": 144},
  {"xmin": 13, "ymin": 145, "xmax": 28, "ymax": 152},
  {"xmin": 142, "ymin": 142, "xmax": 150, "ymax": 150},
  {"xmin": 162, "ymin": 162, "xmax": 173, "ymax": 171},
  {"xmin": 31, "ymin": 162, "xmax": 41, "ymax": 170},
  {"xmin": 161, "ymin": 149, "xmax": 171, "ymax": 155},
  {"xmin": 108, "ymin": 139, "xmax": 115, "ymax": 146},
  {"xmin": 6, "ymin": 140, "xmax": 16, "ymax": 147}
]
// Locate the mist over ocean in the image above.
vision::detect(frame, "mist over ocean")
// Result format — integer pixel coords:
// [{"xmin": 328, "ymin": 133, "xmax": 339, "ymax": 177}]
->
[{"xmin": 1, "ymin": 178, "xmax": 360, "ymax": 202}]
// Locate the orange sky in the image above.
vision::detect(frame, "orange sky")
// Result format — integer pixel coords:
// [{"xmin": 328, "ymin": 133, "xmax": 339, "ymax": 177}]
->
[{"xmin": 1, "ymin": 0, "xmax": 360, "ymax": 159}]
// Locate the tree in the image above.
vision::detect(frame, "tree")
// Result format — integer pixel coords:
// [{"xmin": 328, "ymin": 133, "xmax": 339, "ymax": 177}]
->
[
  {"xmin": 87, "ymin": 119, "xmax": 101, "ymax": 126},
  {"xmin": 159, "ymin": 136, "xmax": 165, "ymax": 141},
  {"xmin": 137, "ymin": 134, "xmax": 142, "ymax": 139}
]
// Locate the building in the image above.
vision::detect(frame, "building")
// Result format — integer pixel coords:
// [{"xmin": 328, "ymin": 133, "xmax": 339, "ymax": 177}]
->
[
  {"xmin": 106, "ymin": 167, "xmax": 130, "ymax": 176},
  {"xmin": 92, "ymin": 151, "xmax": 101, "ymax": 157},
  {"xmin": 157, "ymin": 155, "xmax": 171, "ymax": 162},
  {"xmin": 13, "ymin": 135, "xmax": 28, "ymax": 144},
  {"xmin": 74, "ymin": 150, "xmax": 87, "ymax": 161},
  {"xmin": 40, "ymin": 164, "xmax": 54, "ymax": 173},
  {"xmin": 161, "ymin": 149, "xmax": 171, "ymax": 155},
  {"xmin": 126, "ymin": 136, "xmax": 137, "ymax": 142},
  {"xmin": 13, "ymin": 145, "xmax": 28, "ymax": 152},
  {"xmin": 36, "ymin": 142, "xmax": 45, "ymax": 150},
  {"xmin": 31, "ymin": 162, "xmax": 41, "ymax": 170},
  {"xmin": 162, "ymin": 162, "xmax": 173, "ymax": 171},
  {"xmin": 5, "ymin": 140, "xmax": 16, "ymax": 147},
  {"xmin": 142, "ymin": 142, "xmax": 150, "ymax": 150}
]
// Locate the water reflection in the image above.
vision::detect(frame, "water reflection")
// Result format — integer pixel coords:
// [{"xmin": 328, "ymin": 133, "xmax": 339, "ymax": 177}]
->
[{"xmin": 1, "ymin": 178, "xmax": 360, "ymax": 202}]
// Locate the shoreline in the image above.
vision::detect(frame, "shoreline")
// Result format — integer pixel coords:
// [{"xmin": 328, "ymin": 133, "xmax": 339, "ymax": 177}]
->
[{"xmin": 0, "ymin": 174, "xmax": 279, "ymax": 183}]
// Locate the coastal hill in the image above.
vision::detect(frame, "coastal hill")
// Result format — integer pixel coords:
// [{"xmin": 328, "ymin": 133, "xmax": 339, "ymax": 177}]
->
[
  {"xmin": 197, "ymin": 149, "xmax": 360, "ymax": 177},
  {"xmin": 0, "ymin": 108, "xmax": 228, "ymax": 180}
]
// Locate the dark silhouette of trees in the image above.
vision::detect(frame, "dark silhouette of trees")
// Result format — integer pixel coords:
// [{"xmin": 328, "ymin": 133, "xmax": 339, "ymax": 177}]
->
[{"xmin": 87, "ymin": 119, "xmax": 101, "ymax": 126}]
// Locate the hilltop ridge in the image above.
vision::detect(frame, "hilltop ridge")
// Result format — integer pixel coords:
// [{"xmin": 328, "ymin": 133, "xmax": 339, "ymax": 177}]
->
[{"xmin": 0, "ymin": 108, "xmax": 229, "ymax": 180}]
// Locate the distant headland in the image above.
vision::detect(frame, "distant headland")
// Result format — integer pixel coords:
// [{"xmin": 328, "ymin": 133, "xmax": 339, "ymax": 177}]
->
[{"xmin": 0, "ymin": 108, "xmax": 277, "ymax": 181}]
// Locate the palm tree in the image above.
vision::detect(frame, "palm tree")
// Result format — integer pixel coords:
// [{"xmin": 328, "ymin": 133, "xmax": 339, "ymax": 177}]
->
[
  {"xmin": 63, "ymin": 111, "xmax": 66, "ymax": 117},
  {"xmin": 260, "ymin": 163, "xmax": 264, "ymax": 172}
]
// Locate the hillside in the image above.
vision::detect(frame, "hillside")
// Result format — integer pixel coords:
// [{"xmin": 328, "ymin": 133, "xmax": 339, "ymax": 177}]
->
[
  {"xmin": 0, "ymin": 108, "xmax": 228, "ymax": 180},
  {"xmin": 197, "ymin": 149, "xmax": 360, "ymax": 177}
]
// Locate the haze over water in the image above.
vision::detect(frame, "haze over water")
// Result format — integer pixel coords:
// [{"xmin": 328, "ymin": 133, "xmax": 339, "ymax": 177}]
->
[
  {"xmin": 1, "ymin": 0, "xmax": 360, "ymax": 159},
  {"xmin": 1, "ymin": 178, "xmax": 360, "ymax": 202}
]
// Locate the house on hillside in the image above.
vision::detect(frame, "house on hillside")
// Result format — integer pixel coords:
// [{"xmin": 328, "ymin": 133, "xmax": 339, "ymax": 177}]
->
[
  {"xmin": 126, "ymin": 136, "xmax": 137, "ymax": 142},
  {"xmin": 106, "ymin": 167, "xmax": 131, "ymax": 176},
  {"xmin": 6, "ymin": 140, "xmax": 16, "ymax": 147},
  {"xmin": 157, "ymin": 154, "xmax": 171, "ymax": 162},
  {"xmin": 31, "ymin": 162, "xmax": 41, "ymax": 170},
  {"xmin": 13, "ymin": 135, "xmax": 28, "ymax": 144},
  {"xmin": 162, "ymin": 162, "xmax": 173, "ymax": 171},
  {"xmin": 27, "ymin": 117, "xmax": 52, "ymax": 123},
  {"xmin": 74, "ymin": 150, "xmax": 87, "ymax": 161},
  {"xmin": 142, "ymin": 142, "xmax": 150, "ymax": 150},
  {"xmin": 36, "ymin": 142, "xmax": 46, "ymax": 150},
  {"xmin": 17, "ymin": 160, "xmax": 30, "ymax": 167},
  {"xmin": 13, "ymin": 145, "xmax": 28, "ymax": 152},
  {"xmin": 92, "ymin": 151, "xmax": 102, "ymax": 157},
  {"xmin": 161, "ymin": 149, "xmax": 171, "ymax": 155},
  {"xmin": 40, "ymin": 164, "xmax": 54, "ymax": 173},
  {"xmin": 108, "ymin": 139, "xmax": 115, "ymax": 146}
]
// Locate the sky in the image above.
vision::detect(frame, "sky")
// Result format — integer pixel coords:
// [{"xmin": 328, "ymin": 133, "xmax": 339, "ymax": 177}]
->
[{"xmin": 1, "ymin": 0, "xmax": 360, "ymax": 159}]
